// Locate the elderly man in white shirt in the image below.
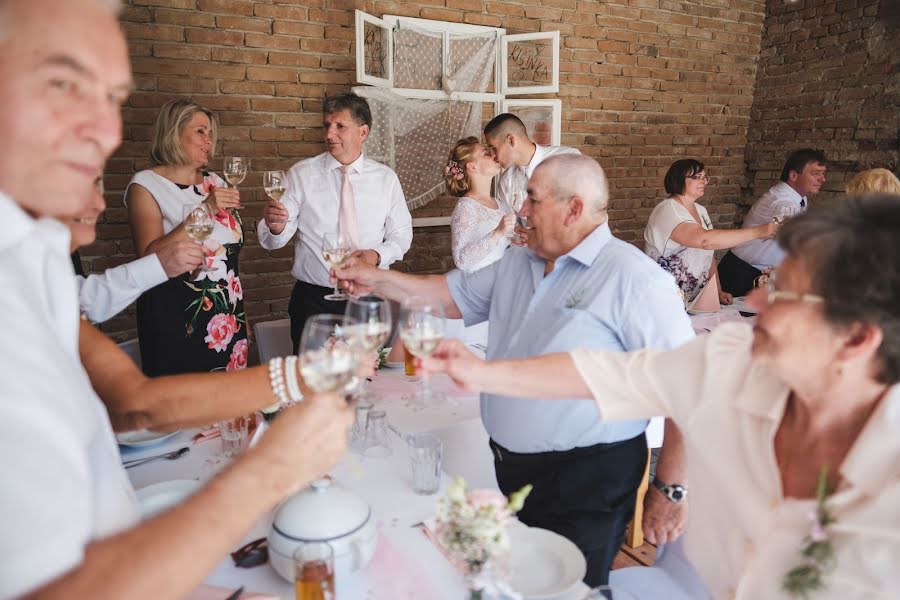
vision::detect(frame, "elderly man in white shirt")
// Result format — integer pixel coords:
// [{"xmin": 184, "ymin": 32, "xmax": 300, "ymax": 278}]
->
[
  {"xmin": 259, "ymin": 93, "xmax": 412, "ymax": 352},
  {"xmin": 483, "ymin": 112, "xmax": 581, "ymax": 212},
  {"xmin": 719, "ymin": 149, "xmax": 827, "ymax": 296},
  {"xmin": 0, "ymin": 2, "xmax": 353, "ymax": 598}
]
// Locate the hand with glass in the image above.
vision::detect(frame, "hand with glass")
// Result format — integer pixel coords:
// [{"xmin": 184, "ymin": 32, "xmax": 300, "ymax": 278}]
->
[
  {"xmin": 263, "ymin": 169, "xmax": 287, "ymax": 225},
  {"xmin": 773, "ymin": 205, "xmax": 800, "ymax": 224},
  {"xmin": 322, "ymin": 232, "xmax": 353, "ymax": 301},
  {"xmin": 223, "ymin": 156, "xmax": 248, "ymax": 190},
  {"xmin": 297, "ymin": 314, "xmax": 361, "ymax": 399},
  {"xmin": 182, "ymin": 203, "xmax": 214, "ymax": 272},
  {"xmin": 399, "ymin": 297, "xmax": 446, "ymax": 406},
  {"xmin": 344, "ymin": 295, "xmax": 392, "ymax": 401},
  {"xmin": 508, "ymin": 190, "xmax": 533, "ymax": 246}
]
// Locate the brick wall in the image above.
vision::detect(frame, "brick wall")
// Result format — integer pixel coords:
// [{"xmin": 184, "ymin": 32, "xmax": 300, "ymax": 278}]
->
[
  {"xmin": 91, "ymin": 0, "xmax": 771, "ymax": 340},
  {"xmin": 741, "ymin": 0, "xmax": 899, "ymax": 215}
]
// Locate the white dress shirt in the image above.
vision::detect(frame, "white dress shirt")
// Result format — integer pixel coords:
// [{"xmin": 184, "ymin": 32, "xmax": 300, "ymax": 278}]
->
[
  {"xmin": 572, "ymin": 324, "xmax": 900, "ymax": 599},
  {"xmin": 77, "ymin": 254, "xmax": 167, "ymax": 323},
  {"xmin": 257, "ymin": 152, "xmax": 412, "ymax": 287},
  {"xmin": 495, "ymin": 144, "xmax": 581, "ymax": 209},
  {"xmin": 0, "ymin": 192, "xmax": 139, "ymax": 599},
  {"xmin": 732, "ymin": 182, "xmax": 807, "ymax": 269}
]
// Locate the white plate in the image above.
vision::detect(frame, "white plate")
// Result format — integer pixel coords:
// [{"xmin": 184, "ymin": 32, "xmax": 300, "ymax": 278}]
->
[
  {"xmin": 116, "ymin": 429, "xmax": 181, "ymax": 448},
  {"xmin": 508, "ymin": 526, "xmax": 587, "ymax": 599},
  {"xmin": 135, "ymin": 479, "xmax": 202, "ymax": 520},
  {"xmin": 686, "ymin": 308, "xmax": 718, "ymax": 316},
  {"xmin": 382, "ymin": 361, "xmax": 405, "ymax": 369}
]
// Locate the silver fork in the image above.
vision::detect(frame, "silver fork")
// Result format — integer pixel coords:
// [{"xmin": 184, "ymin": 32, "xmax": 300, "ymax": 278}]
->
[{"xmin": 123, "ymin": 446, "xmax": 190, "ymax": 469}]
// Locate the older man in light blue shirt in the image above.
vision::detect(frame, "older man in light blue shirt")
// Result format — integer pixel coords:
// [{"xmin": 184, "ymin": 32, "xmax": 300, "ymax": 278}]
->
[{"xmin": 335, "ymin": 154, "xmax": 693, "ymax": 585}]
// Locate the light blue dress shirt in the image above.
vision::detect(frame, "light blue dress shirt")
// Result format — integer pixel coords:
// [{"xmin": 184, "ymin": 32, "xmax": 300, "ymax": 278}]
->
[{"xmin": 446, "ymin": 222, "xmax": 695, "ymax": 453}]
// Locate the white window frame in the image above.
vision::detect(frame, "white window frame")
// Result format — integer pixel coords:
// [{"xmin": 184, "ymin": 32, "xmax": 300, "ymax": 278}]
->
[
  {"xmin": 500, "ymin": 31, "xmax": 560, "ymax": 95},
  {"xmin": 355, "ymin": 11, "xmax": 393, "ymax": 88},
  {"xmin": 500, "ymin": 98, "xmax": 562, "ymax": 146}
]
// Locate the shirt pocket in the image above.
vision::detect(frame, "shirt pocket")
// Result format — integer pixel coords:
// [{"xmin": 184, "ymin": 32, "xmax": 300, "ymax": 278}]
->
[{"xmin": 542, "ymin": 307, "xmax": 622, "ymax": 353}]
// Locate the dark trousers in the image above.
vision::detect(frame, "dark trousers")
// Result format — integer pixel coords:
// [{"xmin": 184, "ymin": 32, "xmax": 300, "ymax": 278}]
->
[
  {"xmin": 491, "ymin": 433, "xmax": 647, "ymax": 587},
  {"xmin": 717, "ymin": 250, "xmax": 762, "ymax": 297},
  {"xmin": 288, "ymin": 280, "xmax": 348, "ymax": 354}
]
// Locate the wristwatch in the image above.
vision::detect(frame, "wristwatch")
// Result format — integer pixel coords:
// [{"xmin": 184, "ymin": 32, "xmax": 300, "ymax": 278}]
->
[{"xmin": 652, "ymin": 478, "xmax": 687, "ymax": 503}]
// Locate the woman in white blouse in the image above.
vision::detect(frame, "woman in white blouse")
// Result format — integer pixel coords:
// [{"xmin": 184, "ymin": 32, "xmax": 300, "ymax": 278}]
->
[
  {"xmin": 423, "ymin": 195, "xmax": 900, "ymax": 599},
  {"xmin": 446, "ymin": 137, "xmax": 516, "ymax": 273},
  {"xmin": 645, "ymin": 159, "xmax": 777, "ymax": 306}
]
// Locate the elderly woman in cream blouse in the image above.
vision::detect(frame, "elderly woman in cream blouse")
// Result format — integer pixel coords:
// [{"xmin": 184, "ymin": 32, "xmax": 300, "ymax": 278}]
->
[{"xmin": 421, "ymin": 195, "xmax": 900, "ymax": 599}]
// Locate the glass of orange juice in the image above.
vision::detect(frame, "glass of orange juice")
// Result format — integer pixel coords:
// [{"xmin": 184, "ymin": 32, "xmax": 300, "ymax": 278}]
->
[{"xmin": 293, "ymin": 542, "xmax": 334, "ymax": 600}]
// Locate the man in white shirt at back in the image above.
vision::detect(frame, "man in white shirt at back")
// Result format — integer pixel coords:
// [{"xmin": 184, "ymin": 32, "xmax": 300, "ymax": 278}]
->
[
  {"xmin": 483, "ymin": 113, "xmax": 581, "ymax": 211},
  {"xmin": 259, "ymin": 93, "xmax": 412, "ymax": 352},
  {"xmin": 719, "ymin": 148, "xmax": 827, "ymax": 296}
]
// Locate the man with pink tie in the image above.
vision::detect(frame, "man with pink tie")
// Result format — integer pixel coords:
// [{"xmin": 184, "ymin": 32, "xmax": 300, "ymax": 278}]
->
[{"xmin": 258, "ymin": 93, "xmax": 413, "ymax": 352}]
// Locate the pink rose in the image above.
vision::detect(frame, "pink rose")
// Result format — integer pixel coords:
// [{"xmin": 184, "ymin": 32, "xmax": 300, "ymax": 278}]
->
[
  {"xmin": 213, "ymin": 208, "xmax": 237, "ymax": 231},
  {"xmin": 227, "ymin": 338, "xmax": 249, "ymax": 371},
  {"xmin": 205, "ymin": 313, "xmax": 238, "ymax": 353},
  {"xmin": 201, "ymin": 175, "xmax": 218, "ymax": 195},
  {"xmin": 467, "ymin": 489, "xmax": 509, "ymax": 517},
  {"xmin": 201, "ymin": 296, "xmax": 213, "ymax": 312},
  {"xmin": 226, "ymin": 270, "xmax": 243, "ymax": 304}
]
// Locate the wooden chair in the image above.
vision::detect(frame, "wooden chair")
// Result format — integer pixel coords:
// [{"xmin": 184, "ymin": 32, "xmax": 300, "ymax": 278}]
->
[{"xmin": 626, "ymin": 447, "xmax": 652, "ymax": 548}]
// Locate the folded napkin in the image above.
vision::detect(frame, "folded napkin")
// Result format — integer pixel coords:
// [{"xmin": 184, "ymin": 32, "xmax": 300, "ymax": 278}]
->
[{"xmin": 185, "ymin": 584, "xmax": 278, "ymax": 600}]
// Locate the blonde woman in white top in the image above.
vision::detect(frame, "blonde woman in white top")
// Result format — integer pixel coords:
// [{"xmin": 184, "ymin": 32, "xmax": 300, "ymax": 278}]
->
[
  {"xmin": 446, "ymin": 136, "xmax": 516, "ymax": 273},
  {"xmin": 423, "ymin": 195, "xmax": 900, "ymax": 599},
  {"xmin": 644, "ymin": 159, "xmax": 777, "ymax": 305}
]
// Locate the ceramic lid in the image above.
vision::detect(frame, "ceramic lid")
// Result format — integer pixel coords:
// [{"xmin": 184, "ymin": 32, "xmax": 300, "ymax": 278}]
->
[{"xmin": 272, "ymin": 477, "xmax": 371, "ymax": 542}]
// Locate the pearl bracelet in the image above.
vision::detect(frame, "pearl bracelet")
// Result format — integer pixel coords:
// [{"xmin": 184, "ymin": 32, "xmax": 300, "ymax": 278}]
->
[
  {"xmin": 284, "ymin": 355, "xmax": 304, "ymax": 405},
  {"xmin": 267, "ymin": 357, "xmax": 289, "ymax": 408}
]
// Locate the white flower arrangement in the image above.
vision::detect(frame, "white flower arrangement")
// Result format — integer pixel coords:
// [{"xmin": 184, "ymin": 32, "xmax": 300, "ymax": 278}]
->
[{"xmin": 435, "ymin": 477, "xmax": 532, "ymax": 599}]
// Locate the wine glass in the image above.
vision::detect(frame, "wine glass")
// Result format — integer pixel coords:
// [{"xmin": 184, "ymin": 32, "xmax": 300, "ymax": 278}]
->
[
  {"xmin": 345, "ymin": 295, "xmax": 393, "ymax": 402},
  {"xmin": 773, "ymin": 205, "xmax": 799, "ymax": 224},
  {"xmin": 398, "ymin": 297, "xmax": 446, "ymax": 406},
  {"xmin": 506, "ymin": 190, "xmax": 526, "ymax": 239},
  {"xmin": 182, "ymin": 203, "xmax": 214, "ymax": 272},
  {"xmin": 297, "ymin": 314, "xmax": 361, "ymax": 397},
  {"xmin": 223, "ymin": 156, "xmax": 248, "ymax": 189},
  {"xmin": 263, "ymin": 169, "xmax": 287, "ymax": 224},
  {"xmin": 321, "ymin": 232, "xmax": 353, "ymax": 301}
]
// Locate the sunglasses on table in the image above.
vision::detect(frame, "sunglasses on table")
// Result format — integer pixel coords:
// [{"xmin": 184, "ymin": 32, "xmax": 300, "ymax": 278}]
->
[{"xmin": 231, "ymin": 537, "xmax": 268, "ymax": 568}]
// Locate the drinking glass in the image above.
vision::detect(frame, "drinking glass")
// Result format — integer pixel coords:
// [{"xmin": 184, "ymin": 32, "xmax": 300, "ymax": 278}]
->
[
  {"xmin": 506, "ymin": 190, "xmax": 526, "ymax": 239},
  {"xmin": 398, "ymin": 297, "xmax": 446, "ymax": 406},
  {"xmin": 293, "ymin": 542, "xmax": 335, "ymax": 600},
  {"xmin": 218, "ymin": 415, "xmax": 248, "ymax": 458},
  {"xmin": 321, "ymin": 232, "xmax": 353, "ymax": 301},
  {"xmin": 363, "ymin": 409, "xmax": 392, "ymax": 458},
  {"xmin": 348, "ymin": 398, "xmax": 374, "ymax": 455},
  {"xmin": 408, "ymin": 432, "xmax": 442, "ymax": 494},
  {"xmin": 182, "ymin": 203, "xmax": 214, "ymax": 272},
  {"xmin": 773, "ymin": 205, "xmax": 799, "ymax": 224},
  {"xmin": 223, "ymin": 156, "xmax": 248, "ymax": 189},
  {"xmin": 297, "ymin": 314, "xmax": 361, "ymax": 396},
  {"xmin": 263, "ymin": 169, "xmax": 287, "ymax": 224},
  {"xmin": 344, "ymin": 295, "xmax": 393, "ymax": 400}
]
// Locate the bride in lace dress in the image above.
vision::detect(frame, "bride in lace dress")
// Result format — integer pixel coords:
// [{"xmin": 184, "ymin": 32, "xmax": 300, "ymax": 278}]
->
[{"xmin": 445, "ymin": 137, "xmax": 516, "ymax": 273}]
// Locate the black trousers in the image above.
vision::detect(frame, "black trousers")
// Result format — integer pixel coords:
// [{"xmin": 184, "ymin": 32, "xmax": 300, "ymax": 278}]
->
[
  {"xmin": 288, "ymin": 280, "xmax": 348, "ymax": 354},
  {"xmin": 491, "ymin": 433, "xmax": 647, "ymax": 587},
  {"xmin": 717, "ymin": 250, "xmax": 762, "ymax": 297}
]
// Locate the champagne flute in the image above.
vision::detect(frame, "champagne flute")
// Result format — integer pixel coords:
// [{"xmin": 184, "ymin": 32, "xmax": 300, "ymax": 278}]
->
[
  {"xmin": 505, "ymin": 190, "xmax": 526, "ymax": 240},
  {"xmin": 345, "ymin": 295, "xmax": 393, "ymax": 402},
  {"xmin": 263, "ymin": 169, "xmax": 287, "ymax": 225},
  {"xmin": 322, "ymin": 232, "xmax": 352, "ymax": 301},
  {"xmin": 182, "ymin": 203, "xmax": 214, "ymax": 272},
  {"xmin": 297, "ymin": 314, "xmax": 361, "ymax": 396},
  {"xmin": 223, "ymin": 156, "xmax": 248, "ymax": 189},
  {"xmin": 399, "ymin": 297, "xmax": 446, "ymax": 406}
]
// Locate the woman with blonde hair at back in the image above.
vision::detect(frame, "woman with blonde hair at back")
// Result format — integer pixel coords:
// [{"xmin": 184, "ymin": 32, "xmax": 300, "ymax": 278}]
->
[{"xmin": 846, "ymin": 168, "xmax": 900, "ymax": 196}]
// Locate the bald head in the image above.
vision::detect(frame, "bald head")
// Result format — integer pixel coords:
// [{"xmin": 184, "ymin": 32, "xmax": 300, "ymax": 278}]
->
[
  {"xmin": 533, "ymin": 154, "xmax": 610, "ymax": 217},
  {"xmin": 0, "ymin": 0, "xmax": 122, "ymax": 40}
]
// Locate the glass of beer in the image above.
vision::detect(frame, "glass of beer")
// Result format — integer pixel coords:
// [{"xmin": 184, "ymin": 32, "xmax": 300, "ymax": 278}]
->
[
  {"xmin": 293, "ymin": 542, "xmax": 335, "ymax": 600},
  {"xmin": 402, "ymin": 342, "xmax": 417, "ymax": 379}
]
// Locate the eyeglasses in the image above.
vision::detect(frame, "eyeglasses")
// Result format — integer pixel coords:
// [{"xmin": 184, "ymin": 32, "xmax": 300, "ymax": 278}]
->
[
  {"xmin": 686, "ymin": 174, "xmax": 709, "ymax": 182},
  {"xmin": 230, "ymin": 537, "xmax": 268, "ymax": 568},
  {"xmin": 761, "ymin": 271, "xmax": 824, "ymax": 305}
]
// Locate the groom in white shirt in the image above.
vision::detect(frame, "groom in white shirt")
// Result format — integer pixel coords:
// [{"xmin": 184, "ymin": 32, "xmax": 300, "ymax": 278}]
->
[{"xmin": 258, "ymin": 93, "xmax": 413, "ymax": 352}]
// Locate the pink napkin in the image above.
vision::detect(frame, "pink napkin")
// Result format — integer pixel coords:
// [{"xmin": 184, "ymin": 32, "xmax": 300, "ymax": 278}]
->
[
  {"xmin": 689, "ymin": 272, "xmax": 721, "ymax": 313},
  {"xmin": 367, "ymin": 533, "xmax": 443, "ymax": 598},
  {"xmin": 185, "ymin": 584, "xmax": 278, "ymax": 600}
]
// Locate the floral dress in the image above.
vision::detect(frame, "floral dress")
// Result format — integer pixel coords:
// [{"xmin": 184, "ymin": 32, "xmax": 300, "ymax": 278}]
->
[
  {"xmin": 644, "ymin": 197, "xmax": 715, "ymax": 304},
  {"xmin": 126, "ymin": 170, "xmax": 248, "ymax": 376}
]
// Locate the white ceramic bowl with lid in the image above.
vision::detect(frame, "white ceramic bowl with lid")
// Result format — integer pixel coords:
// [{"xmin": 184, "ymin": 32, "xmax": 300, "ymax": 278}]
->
[{"xmin": 267, "ymin": 476, "xmax": 377, "ymax": 581}]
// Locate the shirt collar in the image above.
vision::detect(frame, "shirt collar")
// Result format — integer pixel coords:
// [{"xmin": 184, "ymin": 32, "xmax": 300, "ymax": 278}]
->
[
  {"xmin": 774, "ymin": 181, "xmax": 806, "ymax": 206},
  {"xmin": 0, "ymin": 189, "xmax": 39, "ymax": 252},
  {"xmin": 560, "ymin": 221, "xmax": 613, "ymax": 267},
  {"xmin": 524, "ymin": 144, "xmax": 546, "ymax": 177},
  {"xmin": 839, "ymin": 385, "xmax": 900, "ymax": 494},
  {"xmin": 326, "ymin": 152, "xmax": 365, "ymax": 175}
]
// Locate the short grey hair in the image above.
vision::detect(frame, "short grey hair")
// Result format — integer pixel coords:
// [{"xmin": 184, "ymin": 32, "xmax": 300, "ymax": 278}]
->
[
  {"xmin": 0, "ymin": 0, "xmax": 122, "ymax": 41},
  {"xmin": 534, "ymin": 154, "xmax": 610, "ymax": 215}
]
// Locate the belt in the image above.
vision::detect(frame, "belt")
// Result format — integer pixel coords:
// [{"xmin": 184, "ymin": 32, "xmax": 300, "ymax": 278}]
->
[{"xmin": 489, "ymin": 434, "xmax": 644, "ymax": 465}]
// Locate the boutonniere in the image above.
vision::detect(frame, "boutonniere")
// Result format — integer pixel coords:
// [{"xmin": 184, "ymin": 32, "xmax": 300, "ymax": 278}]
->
[
  {"xmin": 782, "ymin": 465, "xmax": 837, "ymax": 599},
  {"xmin": 565, "ymin": 287, "xmax": 587, "ymax": 309}
]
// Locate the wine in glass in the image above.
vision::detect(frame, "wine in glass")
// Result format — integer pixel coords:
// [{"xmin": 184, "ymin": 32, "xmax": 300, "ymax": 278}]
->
[
  {"xmin": 182, "ymin": 203, "xmax": 214, "ymax": 272},
  {"xmin": 398, "ymin": 297, "xmax": 446, "ymax": 406},
  {"xmin": 223, "ymin": 156, "xmax": 248, "ymax": 189},
  {"xmin": 322, "ymin": 232, "xmax": 353, "ymax": 301},
  {"xmin": 345, "ymin": 295, "xmax": 393, "ymax": 402},
  {"xmin": 263, "ymin": 169, "xmax": 288, "ymax": 225},
  {"xmin": 297, "ymin": 314, "xmax": 361, "ymax": 397}
]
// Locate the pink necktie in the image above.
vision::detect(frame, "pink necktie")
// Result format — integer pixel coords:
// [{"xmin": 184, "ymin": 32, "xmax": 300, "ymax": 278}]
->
[{"xmin": 339, "ymin": 165, "xmax": 360, "ymax": 248}]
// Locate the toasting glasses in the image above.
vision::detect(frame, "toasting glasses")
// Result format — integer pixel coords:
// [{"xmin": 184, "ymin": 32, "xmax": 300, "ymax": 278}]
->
[{"xmin": 398, "ymin": 297, "xmax": 446, "ymax": 406}]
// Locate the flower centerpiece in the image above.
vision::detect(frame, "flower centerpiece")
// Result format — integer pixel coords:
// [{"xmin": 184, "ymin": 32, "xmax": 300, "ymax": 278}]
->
[{"xmin": 434, "ymin": 477, "xmax": 532, "ymax": 600}]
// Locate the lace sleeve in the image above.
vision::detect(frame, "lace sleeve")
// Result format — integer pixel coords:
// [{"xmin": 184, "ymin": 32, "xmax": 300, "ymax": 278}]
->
[{"xmin": 450, "ymin": 199, "xmax": 504, "ymax": 271}]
